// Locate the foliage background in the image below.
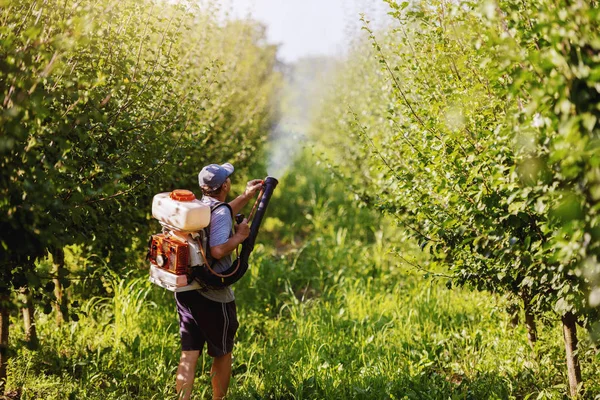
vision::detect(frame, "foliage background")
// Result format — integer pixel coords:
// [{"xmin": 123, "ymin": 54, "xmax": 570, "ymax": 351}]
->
[
  {"xmin": 314, "ymin": 1, "xmax": 600, "ymax": 386},
  {"xmin": 1, "ymin": 0, "xmax": 279, "ymax": 309},
  {"xmin": 2, "ymin": 0, "xmax": 600, "ymax": 398},
  {"xmin": 5, "ymin": 152, "xmax": 600, "ymax": 399}
]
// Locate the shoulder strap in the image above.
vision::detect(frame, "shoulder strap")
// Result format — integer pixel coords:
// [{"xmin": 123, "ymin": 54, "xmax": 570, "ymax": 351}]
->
[
  {"xmin": 203, "ymin": 202, "xmax": 234, "ymax": 260},
  {"xmin": 210, "ymin": 202, "xmax": 233, "ymax": 217},
  {"xmin": 210, "ymin": 202, "xmax": 234, "ymax": 237}
]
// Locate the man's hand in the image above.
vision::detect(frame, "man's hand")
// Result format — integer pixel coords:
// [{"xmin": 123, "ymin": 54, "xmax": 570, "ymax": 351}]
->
[
  {"xmin": 244, "ymin": 179, "xmax": 263, "ymax": 198},
  {"xmin": 229, "ymin": 179, "xmax": 264, "ymax": 215},
  {"xmin": 234, "ymin": 218, "xmax": 250, "ymax": 241}
]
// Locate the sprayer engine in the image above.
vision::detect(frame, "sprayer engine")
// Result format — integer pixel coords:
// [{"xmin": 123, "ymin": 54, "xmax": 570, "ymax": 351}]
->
[{"xmin": 148, "ymin": 234, "xmax": 189, "ymax": 275}]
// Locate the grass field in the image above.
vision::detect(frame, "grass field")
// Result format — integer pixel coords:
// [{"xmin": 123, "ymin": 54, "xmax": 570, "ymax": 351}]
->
[{"xmin": 6, "ymin": 154, "xmax": 600, "ymax": 399}]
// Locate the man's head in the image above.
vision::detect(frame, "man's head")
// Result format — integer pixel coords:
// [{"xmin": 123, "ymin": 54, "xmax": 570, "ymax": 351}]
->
[{"xmin": 198, "ymin": 162, "xmax": 234, "ymax": 197}]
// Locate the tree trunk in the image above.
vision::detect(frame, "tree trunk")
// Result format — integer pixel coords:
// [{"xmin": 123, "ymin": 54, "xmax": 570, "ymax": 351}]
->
[
  {"xmin": 21, "ymin": 287, "xmax": 38, "ymax": 349},
  {"xmin": 0, "ymin": 294, "xmax": 10, "ymax": 392},
  {"xmin": 522, "ymin": 295, "xmax": 537, "ymax": 348},
  {"xmin": 52, "ymin": 247, "xmax": 68, "ymax": 324},
  {"xmin": 562, "ymin": 312, "xmax": 583, "ymax": 397}
]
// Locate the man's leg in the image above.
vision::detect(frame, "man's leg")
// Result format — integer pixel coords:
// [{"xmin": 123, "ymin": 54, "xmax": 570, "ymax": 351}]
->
[
  {"xmin": 211, "ymin": 352, "xmax": 232, "ymax": 400},
  {"xmin": 176, "ymin": 350, "xmax": 200, "ymax": 400}
]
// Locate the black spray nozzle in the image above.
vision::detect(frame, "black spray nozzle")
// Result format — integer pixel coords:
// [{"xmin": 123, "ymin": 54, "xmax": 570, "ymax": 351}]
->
[{"xmin": 263, "ymin": 176, "xmax": 279, "ymax": 188}]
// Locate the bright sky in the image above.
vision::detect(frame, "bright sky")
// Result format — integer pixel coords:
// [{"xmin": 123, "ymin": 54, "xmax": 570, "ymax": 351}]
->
[{"xmin": 225, "ymin": 0, "xmax": 389, "ymax": 63}]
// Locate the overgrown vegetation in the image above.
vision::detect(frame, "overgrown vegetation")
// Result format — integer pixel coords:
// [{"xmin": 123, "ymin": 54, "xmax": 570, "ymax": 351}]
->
[
  {"xmin": 0, "ymin": 0, "xmax": 278, "ymax": 386},
  {"xmin": 315, "ymin": 0, "xmax": 600, "ymax": 396},
  {"xmin": 2, "ymin": 0, "xmax": 600, "ymax": 398},
  {"xmin": 6, "ymin": 153, "xmax": 600, "ymax": 399}
]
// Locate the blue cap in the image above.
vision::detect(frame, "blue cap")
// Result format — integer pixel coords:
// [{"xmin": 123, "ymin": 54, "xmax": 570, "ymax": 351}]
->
[{"xmin": 198, "ymin": 163, "xmax": 234, "ymax": 190}]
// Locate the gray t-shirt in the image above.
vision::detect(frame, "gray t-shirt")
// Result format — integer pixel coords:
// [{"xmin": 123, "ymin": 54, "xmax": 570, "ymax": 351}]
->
[{"xmin": 197, "ymin": 196, "xmax": 235, "ymax": 303}]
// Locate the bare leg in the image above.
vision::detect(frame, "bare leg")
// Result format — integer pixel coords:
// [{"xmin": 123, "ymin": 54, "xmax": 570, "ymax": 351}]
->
[
  {"xmin": 211, "ymin": 352, "xmax": 232, "ymax": 400},
  {"xmin": 176, "ymin": 350, "xmax": 200, "ymax": 400}
]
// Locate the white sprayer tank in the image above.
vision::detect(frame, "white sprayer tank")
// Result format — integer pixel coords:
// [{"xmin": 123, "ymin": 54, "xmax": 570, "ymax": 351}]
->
[{"xmin": 152, "ymin": 190, "xmax": 209, "ymax": 231}]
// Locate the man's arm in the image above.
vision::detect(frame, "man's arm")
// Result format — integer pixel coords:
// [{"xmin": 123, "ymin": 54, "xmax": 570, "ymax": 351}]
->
[
  {"xmin": 228, "ymin": 179, "xmax": 263, "ymax": 215},
  {"xmin": 210, "ymin": 219, "xmax": 249, "ymax": 260}
]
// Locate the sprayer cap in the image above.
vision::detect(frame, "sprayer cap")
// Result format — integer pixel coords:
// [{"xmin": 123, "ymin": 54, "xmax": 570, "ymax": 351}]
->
[
  {"xmin": 170, "ymin": 189, "xmax": 196, "ymax": 202},
  {"xmin": 198, "ymin": 163, "xmax": 234, "ymax": 190}
]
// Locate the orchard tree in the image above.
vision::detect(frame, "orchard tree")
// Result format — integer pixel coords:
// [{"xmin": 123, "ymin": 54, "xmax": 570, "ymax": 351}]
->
[
  {"xmin": 315, "ymin": 0, "xmax": 599, "ymax": 396},
  {"xmin": 0, "ymin": 0, "xmax": 279, "ymax": 388}
]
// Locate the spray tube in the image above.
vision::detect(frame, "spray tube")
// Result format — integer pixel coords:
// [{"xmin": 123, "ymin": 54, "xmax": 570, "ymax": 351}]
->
[{"xmin": 192, "ymin": 176, "xmax": 279, "ymax": 288}]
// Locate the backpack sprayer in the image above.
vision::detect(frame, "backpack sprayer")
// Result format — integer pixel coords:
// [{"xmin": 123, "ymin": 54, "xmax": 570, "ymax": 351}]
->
[{"xmin": 147, "ymin": 177, "xmax": 278, "ymax": 291}]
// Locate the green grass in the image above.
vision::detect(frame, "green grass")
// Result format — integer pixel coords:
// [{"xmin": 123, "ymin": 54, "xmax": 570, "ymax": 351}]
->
[
  {"xmin": 6, "ymin": 153, "xmax": 600, "ymax": 399},
  {"xmin": 9, "ymin": 266, "xmax": 591, "ymax": 399}
]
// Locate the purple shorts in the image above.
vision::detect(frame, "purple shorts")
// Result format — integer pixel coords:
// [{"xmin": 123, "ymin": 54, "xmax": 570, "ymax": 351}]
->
[{"xmin": 174, "ymin": 290, "xmax": 238, "ymax": 357}]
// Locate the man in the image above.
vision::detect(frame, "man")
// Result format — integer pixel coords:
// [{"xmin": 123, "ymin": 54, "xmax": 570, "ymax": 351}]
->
[{"xmin": 175, "ymin": 162, "xmax": 262, "ymax": 400}]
